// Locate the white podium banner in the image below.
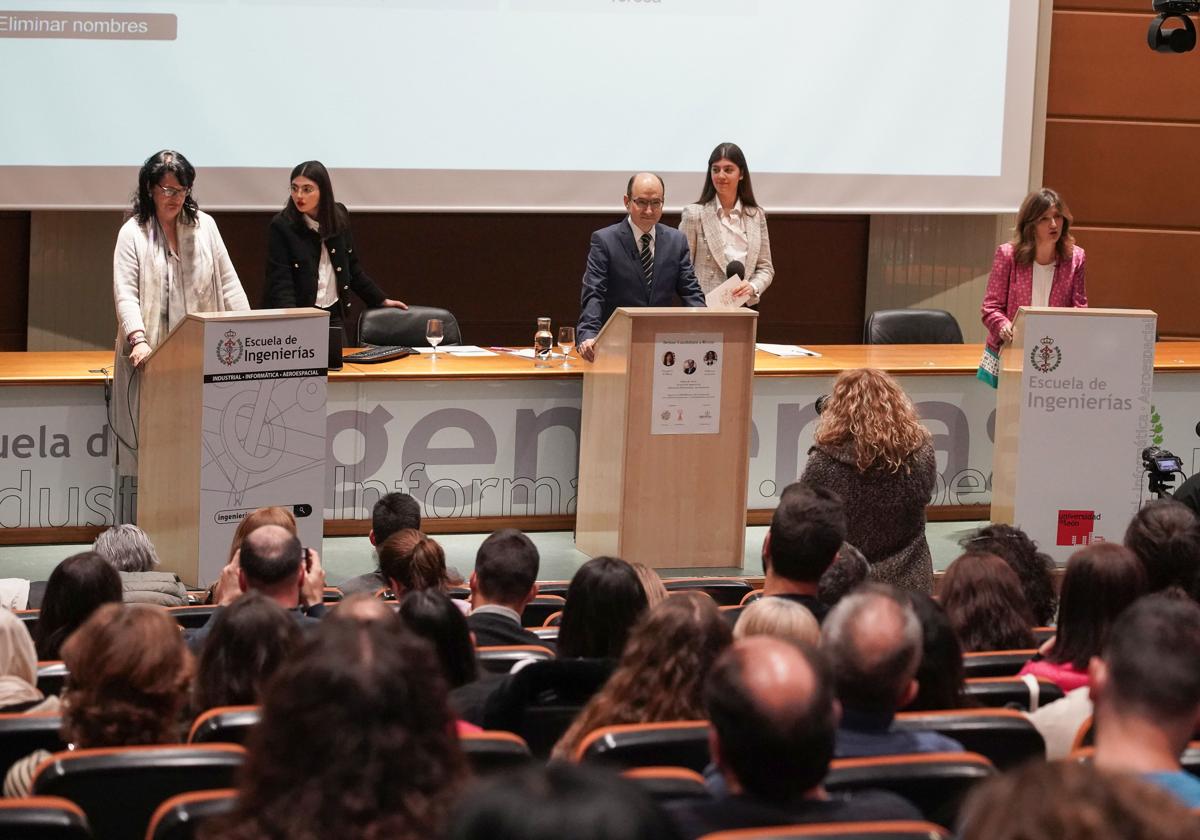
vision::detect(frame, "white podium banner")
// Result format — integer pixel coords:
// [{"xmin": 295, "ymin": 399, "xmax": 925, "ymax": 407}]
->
[
  {"xmin": 1005, "ymin": 310, "xmax": 1156, "ymax": 562},
  {"xmin": 197, "ymin": 315, "xmax": 328, "ymax": 583}
]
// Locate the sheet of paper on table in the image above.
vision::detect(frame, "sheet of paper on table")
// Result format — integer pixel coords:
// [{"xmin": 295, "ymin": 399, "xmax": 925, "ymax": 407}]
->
[
  {"xmin": 755, "ymin": 343, "xmax": 822, "ymax": 357},
  {"xmin": 412, "ymin": 345, "xmax": 498, "ymax": 356}
]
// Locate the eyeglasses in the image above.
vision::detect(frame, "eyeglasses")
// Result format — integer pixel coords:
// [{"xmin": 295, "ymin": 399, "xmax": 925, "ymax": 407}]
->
[
  {"xmin": 155, "ymin": 185, "xmax": 189, "ymax": 198},
  {"xmin": 630, "ymin": 198, "xmax": 663, "ymax": 210},
  {"xmin": 290, "ymin": 184, "xmax": 318, "ymax": 196}
]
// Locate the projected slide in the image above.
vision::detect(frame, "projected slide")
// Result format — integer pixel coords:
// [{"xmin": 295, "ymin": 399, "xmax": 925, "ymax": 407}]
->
[{"xmin": 0, "ymin": 1, "xmax": 1039, "ymax": 213}]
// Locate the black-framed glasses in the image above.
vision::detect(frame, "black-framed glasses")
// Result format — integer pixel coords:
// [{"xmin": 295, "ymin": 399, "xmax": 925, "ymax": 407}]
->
[{"xmin": 630, "ymin": 198, "xmax": 663, "ymax": 210}]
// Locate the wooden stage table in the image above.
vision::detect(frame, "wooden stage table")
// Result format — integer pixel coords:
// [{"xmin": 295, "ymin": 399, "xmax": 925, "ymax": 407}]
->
[{"xmin": 1, "ymin": 344, "xmax": 1198, "ymax": 543}]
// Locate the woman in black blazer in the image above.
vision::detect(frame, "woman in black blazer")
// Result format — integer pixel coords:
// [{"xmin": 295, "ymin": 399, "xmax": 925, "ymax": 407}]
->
[{"xmin": 264, "ymin": 160, "xmax": 406, "ymax": 339}]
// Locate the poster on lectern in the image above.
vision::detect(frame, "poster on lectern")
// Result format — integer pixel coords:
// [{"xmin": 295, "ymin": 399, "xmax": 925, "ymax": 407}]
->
[
  {"xmin": 650, "ymin": 333, "xmax": 723, "ymax": 435},
  {"xmin": 1005, "ymin": 309, "xmax": 1156, "ymax": 564},
  {"xmin": 197, "ymin": 315, "xmax": 328, "ymax": 583}
]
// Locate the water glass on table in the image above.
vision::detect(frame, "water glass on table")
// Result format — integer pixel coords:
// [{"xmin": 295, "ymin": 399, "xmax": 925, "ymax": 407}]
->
[
  {"xmin": 558, "ymin": 326, "xmax": 575, "ymax": 368},
  {"xmin": 426, "ymin": 318, "xmax": 444, "ymax": 360}
]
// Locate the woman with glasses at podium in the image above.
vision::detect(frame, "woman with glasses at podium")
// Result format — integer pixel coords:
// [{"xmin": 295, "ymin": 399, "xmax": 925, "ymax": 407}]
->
[
  {"xmin": 263, "ymin": 160, "xmax": 407, "ymax": 343},
  {"xmin": 111, "ymin": 150, "xmax": 250, "ymax": 519},
  {"xmin": 679, "ymin": 142, "xmax": 774, "ymax": 307},
  {"xmin": 978, "ymin": 188, "xmax": 1088, "ymax": 387},
  {"xmin": 800, "ymin": 368, "xmax": 937, "ymax": 594}
]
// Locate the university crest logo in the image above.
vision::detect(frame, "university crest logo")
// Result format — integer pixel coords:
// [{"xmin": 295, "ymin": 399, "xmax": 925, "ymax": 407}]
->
[
  {"xmin": 217, "ymin": 329, "xmax": 244, "ymax": 366},
  {"xmin": 1030, "ymin": 336, "xmax": 1062, "ymax": 373}
]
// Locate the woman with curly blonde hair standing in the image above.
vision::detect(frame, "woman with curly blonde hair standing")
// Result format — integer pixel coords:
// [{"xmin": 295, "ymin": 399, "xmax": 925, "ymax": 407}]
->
[{"xmin": 800, "ymin": 368, "xmax": 936, "ymax": 593}]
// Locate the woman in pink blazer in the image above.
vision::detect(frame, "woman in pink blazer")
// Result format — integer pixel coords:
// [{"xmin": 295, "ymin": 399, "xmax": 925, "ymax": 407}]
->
[{"xmin": 981, "ymin": 188, "xmax": 1088, "ymax": 354}]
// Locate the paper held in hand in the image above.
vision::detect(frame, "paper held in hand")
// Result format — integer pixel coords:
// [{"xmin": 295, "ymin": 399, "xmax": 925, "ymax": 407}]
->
[{"xmin": 704, "ymin": 276, "xmax": 748, "ymax": 311}]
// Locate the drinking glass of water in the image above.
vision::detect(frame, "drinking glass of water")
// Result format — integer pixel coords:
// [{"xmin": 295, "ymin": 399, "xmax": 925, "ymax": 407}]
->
[
  {"xmin": 558, "ymin": 326, "xmax": 575, "ymax": 368},
  {"xmin": 426, "ymin": 318, "xmax": 444, "ymax": 360}
]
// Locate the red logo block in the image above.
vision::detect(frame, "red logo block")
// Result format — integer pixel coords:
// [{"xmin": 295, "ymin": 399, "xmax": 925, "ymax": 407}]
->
[{"xmin": 1057, "ymin": 510, "xmax": 1100, "ymax": 546}]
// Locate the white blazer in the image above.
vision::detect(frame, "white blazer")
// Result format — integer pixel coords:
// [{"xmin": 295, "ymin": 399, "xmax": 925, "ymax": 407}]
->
[{"xmin": 679, "ymin": 199, "xmax": 774, "ymax": 304}]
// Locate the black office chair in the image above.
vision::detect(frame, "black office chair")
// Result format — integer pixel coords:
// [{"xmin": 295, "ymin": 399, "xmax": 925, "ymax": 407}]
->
[
  {"xmin": 358, "ymin": 306, "xmax": 462, "ymax": 347},
  {"xmin": 863, "ymin": 309, "xmax": 963, "ymax": 344}
]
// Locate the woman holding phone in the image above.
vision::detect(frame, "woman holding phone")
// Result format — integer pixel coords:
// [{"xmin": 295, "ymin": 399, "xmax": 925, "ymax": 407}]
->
[{"xmin": 264, "ymin": 160, "xmax": 407, "ymax": 342}]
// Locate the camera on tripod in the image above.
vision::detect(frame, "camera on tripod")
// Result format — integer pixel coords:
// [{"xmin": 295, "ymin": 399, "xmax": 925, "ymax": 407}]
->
[
  {"xmin": 1149, "ymin": 1, "xmax": 1200, "ymax": 52},
  {"xmin": 1142, "ymin": 445, "xmax": 1183, "ymax": 497}
]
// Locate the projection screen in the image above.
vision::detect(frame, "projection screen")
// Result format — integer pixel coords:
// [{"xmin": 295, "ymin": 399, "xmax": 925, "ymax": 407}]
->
[{"xmin": 0, "ymin": 0, "xmax": 1040, "ymax": 213}]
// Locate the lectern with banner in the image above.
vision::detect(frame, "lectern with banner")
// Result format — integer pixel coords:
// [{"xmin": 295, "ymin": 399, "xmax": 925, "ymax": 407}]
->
[
  {"xmin": 138, "ymin": 308, "xmax": 329, "ymax": 587},
  {"xmin": 991, "ymin": 306, "xmax": 1157, "ymax": 563},
  {"xmin": 575, "ymin": 307, "xmax": 757, "ymax": 569}
]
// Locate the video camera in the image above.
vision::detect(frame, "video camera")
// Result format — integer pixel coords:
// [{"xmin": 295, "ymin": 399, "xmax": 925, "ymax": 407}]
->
[
  {"xmin": 1142, "ymin": 445, "xmax": 1183, "ymax": 497},
  {"xmin": 1149, "ymin": 1, "xmax": 1200, "ymax": 53}
]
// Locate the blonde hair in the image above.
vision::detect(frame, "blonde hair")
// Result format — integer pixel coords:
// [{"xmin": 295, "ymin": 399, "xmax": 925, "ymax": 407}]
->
[
  {"xmin": 631, "ymin": 563, "xmax": 668, "ymax": 609},
  {"xmin": 813, "ymin": 368, "xmax": 930, "ymax": 473},
  {"xmin": 733, "ymin": 597, "xmax": 820, "ymax": 646},
  {"xmin": 229, "ymin": 507, "xmax": 297, "ymax": 562}
]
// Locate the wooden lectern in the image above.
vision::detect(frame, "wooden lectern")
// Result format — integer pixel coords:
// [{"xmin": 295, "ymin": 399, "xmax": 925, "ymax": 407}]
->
[
  {"xmin": 575, "ymin": 307, "xmax": 757, "ymax": 569},
  {"xmin": 138, "ymin": 309, "xmax": 329, "ymax": 586},
  {"xmin": 991, "ymin": 306, "xmax": 1156, "ymax": 562}
]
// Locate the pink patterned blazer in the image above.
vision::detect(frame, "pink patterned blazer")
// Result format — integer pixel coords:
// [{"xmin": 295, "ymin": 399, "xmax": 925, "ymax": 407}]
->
[{"xmin": 980, "ymin": 242, "xmax": 1087, "ymax": 351}]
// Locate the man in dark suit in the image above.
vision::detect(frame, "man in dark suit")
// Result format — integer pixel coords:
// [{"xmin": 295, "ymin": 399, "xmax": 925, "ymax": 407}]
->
[
  {"xmin": 667, "ymin": 636, "xmax": 920, "ymax": 839},
  {"xmin": 577, "ymin": 172, "xmax": 705, "ymax": 361},
  {"xmin": 466, "ymin": 529, "xmax": 547, "ymax": 649}
]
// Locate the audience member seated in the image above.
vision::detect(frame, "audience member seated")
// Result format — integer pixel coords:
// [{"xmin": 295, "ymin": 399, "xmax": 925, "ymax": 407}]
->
[
  {"xmin": 959, "ymin": 759, "xmax": 1199, "ymax": 840},
  {"xmin": 939, "ymin": 552, "xmax": 1036, "ymax": 652},
  {"xmin": 817, "ymin": 542, "xmax": 870, "ymax": 610},
  {"xmin": 467, "ymin": 529, "xmax": 547, "ymax": 648},
  {"xmin": 1174, "ymin": 471, "xmax": 1200, "ymax": 520},
  {"xmin": 192, "ymin": 591, "xmax": 301, "ymax": 711},
  {"xmin": 959, "ymin": 523, "xmax": 1058, "ymax": 626},
  {"xmin": 399, "ymin": 589, "xmax": 493, "ymax": 729},
  {"xmin": 191, "ymin": 524, "xmax": 325, "ymax": 650},
  {"xmin": 1018, "ymin": 543, "xmax": 1145, "ymax": 692},
  {"xmin": 91, "ymin": 523, "xmax": 189, "ymax": 606},
  {"xmin": 669, "ymin": 636, "xmax": 921, "ymax": 839},
  {"xmin": 557, "ymin": 556, "xmax": 648, "ymax": 660},
  {"xmin": 4, "ymin": 603, "xmax": 193, "ymax": 797},
  {"xmin": 755, "ymin": 482, "xmax": 847, "ymax": 623},
  {"xmin": 732, "ymin": 596, "xmax": 820, "ymax": 647},
  {"xmin": 210, "ymin": 506, "xmax": 298, "ymax": 604},
  {"xmin": 552, "ymin": 593, "xmax": 732, "ymax": 759},
  {"xmin": 822, "ymin": 585, "xmax": 963, "ymax": 757},
  {"xmin": 378, "ymin": 529, "xmax": 465, "ymax": 612},
  {"xmin": 33, "ymin": 551, "xmax": 123, "ymax": 661},
  {"xmin": 905, "ymin": 592, "xmax": 969, "ymax": 711},
  {"xmin": 630, "ymin": 562, "xmax": 668, "ymax": 608},
  {"xmin": 199, "ymin": 618, "xmax": 467, "ymax": 840},
  {"xmin": 340, "ymin": 492, "xmax": 422, "ymax": 596},
  {"xmin": 1089, "ymin": 594, "xmax": 1200, "ymax": 807},
  {"xmin": 0, "ymin": 608, "xmax": 58, "ymax": 713},
  {"xmin": 1122, "ymin": 498, "xmax": 1200, "ymax": 597},
  {"xmin": 446, "ymin": 762, "xmax": 680, "ymax": 840}
]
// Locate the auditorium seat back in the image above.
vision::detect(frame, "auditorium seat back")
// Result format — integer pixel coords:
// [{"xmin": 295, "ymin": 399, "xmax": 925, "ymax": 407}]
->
[
  {"xmin": 166, "ymin": 606, "xmax": 220, "ymax": 630},
  {"xmin": 695, "ymin": 820, "xmax": 951, "ymax": 839},
  {"xmin": 662, "ymin": 578, "xmax": 754, "ymax": 606},
  {"xmin": 1070, "ymin": 740, "xmax": 1200, "ymax": 775},
  {"xmin": 825, "ymin": 752, "xmax": 995, "ymax": 829},
  {"xmin": 482, "ymin": 658, "xmax": 615, "ymax": 759},
  {"xmin": 961, "ymin": 649, "xmax": 1038, "ymax": 678},
  {"xmin": 863, "ymin": 309, "xmax": 963, "ymax": 344},
  {"xmin": 358, "ymin": 305, "xmax": 462, "ymax": 347},
  {"xmin": 963, "ymin": 677, "xmax": 1065, "ymax": 711},
  {"xmin": 0, "ymin": 712, "xmax": 66, "ymax": 778},
  {"xmin": 893, "ymin": 709, "xmax": 1045, "ymax": 771},
  {"xmin": 0, "ymin": 795, "xmax": 92, "ymax": 840},
  {"xmin": 146, "ymin": 789, "xmax": 236, "ymax": 840},
  {"xmin": 574, "ymin": 720, "xmax": 711, "ymax": 773},
  {"xmin": 521, "ymin": 595, "xmax": 566, "ymax": 628},
  {"xmin": 476, "ymin": 645, "xmax": 555, "ymax": 674},
  {"xmin": 30, "ymin": 743, "xmax": 246, "ymax": 840},
  {"xmin": 187, "ymin": 706, "xmax": 261, "ymax": 745},
  {"xmin": 459, "ymin": 731, "xmax": 535, "ymax": 775},
  {"xmin": 621, "ymin": 766, "xmax": 711, "ymax": 802},
  {"xmin": 35, "ymin": 661, "xmax": 68, "ymax": 698}
]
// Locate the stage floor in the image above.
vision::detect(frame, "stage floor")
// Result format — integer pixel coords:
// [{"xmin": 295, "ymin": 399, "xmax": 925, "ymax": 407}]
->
[{"xmin": 0, "ymin": 521, "xmax": 987, "ymax": 588}]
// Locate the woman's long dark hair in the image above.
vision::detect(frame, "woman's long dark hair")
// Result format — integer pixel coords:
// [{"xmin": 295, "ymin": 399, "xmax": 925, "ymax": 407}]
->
[
  {"xmin": 905, "ymin": 592, "xmax": 969, "ymax": 710},
  {"xmin": 281, "ymin": 159, "xmax": 346, "ymax": 238},
  {"xmin": 695, "ymin": 141, "xmax": 759, "ymax": 210},
  {"xmin": 131, "ymin": 149, "xmax": 199, "ymax": 226},
  {"xmin": 1048, "ymin": 543, "xmax": 1146, "ymax": 670},
  {"xmin": 556, "ymin": 556, "xmax": 648, "ymax": 659},
  {"xmin": 205, "ymin": 620, "xmax": 467, "ymax": 840},
  {"xmin": 399, "ymin": 589, "xmax": 478, "ymax": 688},
  {"xmin": 961, "ymin": 523, "xmax": 1058, "ymax": 626},
  {"xmin": 940, "ymin": 552, "xmax": 1037, "ymax": 653},
  {"xmin": 1009, "ymin": 187, "xmax": 1074, "ymax": 266},
  {"xmin": 35, "ymin": 551, "xmax": 123, "ymax": 660},
  {"xmin": 193, "ymin": 591, "xmax": 302, "ymax": 711}
]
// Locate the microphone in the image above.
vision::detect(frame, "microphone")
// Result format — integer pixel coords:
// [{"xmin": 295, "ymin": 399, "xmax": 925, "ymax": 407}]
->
[{"xmin": 725, "ymin": 260, "xmax": 745, "ymax": 279}]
